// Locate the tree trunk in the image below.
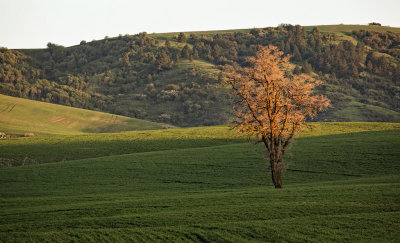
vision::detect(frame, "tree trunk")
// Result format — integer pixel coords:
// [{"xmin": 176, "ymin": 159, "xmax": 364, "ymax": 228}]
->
[
  {"xmin": 270, "ymin": 154, "xmax": 283, "ymax": 189},
  {"xmin": 263, "ymin": 137, "xmax": 284, "ymax": 189}
]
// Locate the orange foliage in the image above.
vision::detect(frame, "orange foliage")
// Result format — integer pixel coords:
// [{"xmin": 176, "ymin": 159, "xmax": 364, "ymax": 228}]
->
[{"xmin": 224, "ymin": 45, "xmax": 330, "ymax": 188}]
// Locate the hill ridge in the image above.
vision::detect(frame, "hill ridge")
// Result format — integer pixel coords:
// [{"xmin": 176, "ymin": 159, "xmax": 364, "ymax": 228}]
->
[{"xmin": 1, "ymin": 24, "xmax": 399, "ymax": 126}]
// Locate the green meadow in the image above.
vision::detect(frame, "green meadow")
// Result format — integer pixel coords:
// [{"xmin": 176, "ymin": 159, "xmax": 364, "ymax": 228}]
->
[
  {"xmin": 0, "ymin": 120, "xmax": 399, "ymax": 241},
  {"xmin": 0, "ymin": 94, "xmax": 168, "ymax": 135},
  {"xmin": 151, "ymin": 24, "xmax": 400, "ymax": 40}
]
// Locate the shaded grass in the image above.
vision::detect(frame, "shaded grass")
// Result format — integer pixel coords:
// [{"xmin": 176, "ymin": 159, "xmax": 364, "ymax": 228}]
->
[
  {"xmin": 0, "ymin": 126, "xmax": 241, "ymax": 167},
  {"xmin": 1, "ymin": 122, "xmax": 399, "ymax": 167},
  {"xmin": 0, "ymin": 129, "xmax": 399, "ymax": 241},
  {"xmin": 1, "ymin": 129, "xmax": 398, "ymax": 196}
]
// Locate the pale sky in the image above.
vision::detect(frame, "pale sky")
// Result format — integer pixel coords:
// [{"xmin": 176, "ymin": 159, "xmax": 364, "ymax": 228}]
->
[{"xmin": 1, "ymin": 0, "xmax": 399, "ymax": 49}]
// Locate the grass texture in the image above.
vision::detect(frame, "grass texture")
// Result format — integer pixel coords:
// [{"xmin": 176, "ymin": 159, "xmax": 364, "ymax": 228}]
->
[{"xmin": 0, "ymin": 123, "xmax": 399, "ymax": 242}]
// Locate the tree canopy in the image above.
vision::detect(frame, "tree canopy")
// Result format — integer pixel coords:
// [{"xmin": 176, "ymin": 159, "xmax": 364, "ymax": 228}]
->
[{"xmin": 224, "ymin": 45, "xmax": 330, "ymax": 188}]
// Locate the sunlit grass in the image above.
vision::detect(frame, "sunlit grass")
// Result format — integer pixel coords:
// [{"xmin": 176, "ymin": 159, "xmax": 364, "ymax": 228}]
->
[
  {"xmin": 0, "ymin": 94, "xmax": 166, "ymax": 135},
  {"xmin": 0, "ymin": 128, "xmax": 399, "ymax": 241}
]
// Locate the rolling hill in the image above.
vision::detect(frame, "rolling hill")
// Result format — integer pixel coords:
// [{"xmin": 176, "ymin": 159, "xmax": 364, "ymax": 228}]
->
[
  {"xmin": 1, "ymin": 24, "xmax": 399, "ymax": 126},
  {"xmin": 0, "ymin": 94, "xmax": 169, "ymax": 135},
  {"xmin": 0, "ymin": 122, "xmax": 399, "ymax": 241},
  {"xmin": 1, "ymin": 23, "xmax": 399, "ymax": 242}
]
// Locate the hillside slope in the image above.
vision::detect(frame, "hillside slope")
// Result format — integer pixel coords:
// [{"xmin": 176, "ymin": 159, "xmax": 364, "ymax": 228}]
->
[
  {"xmin": 1, "ymin": 24, "xmax": 399, "ymax": 125},
  {"xmin": 0, "ymin": 94, "xmax": 168, "ymax": 135},
  {"xmin": 0, "ymin": 124, "xmax": 399, "ymax": 241},
  {"xmin": 1, "ymin": 122, "xmax": 398, "ymax": 167}
]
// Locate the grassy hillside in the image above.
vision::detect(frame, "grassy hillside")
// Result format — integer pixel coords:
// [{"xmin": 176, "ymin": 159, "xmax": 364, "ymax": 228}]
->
[
  {"xmin": 0, "ymin": 123, "xmax": 399, "ymax": 241},
  {"xmin": 304, "ymin": 24, "xmax": 400, "ymax": 33},
  {"xmin": 1, "ymin": 122, "xmax": 399, "ymax": 167},
  {"xmin": 0, "ymin": 94, "xmax": 168, "ymax": 135},
  {"xmin": 2, "ymin": 24, "xmax": 399, "ymax": 126},
  {"xmin": 152, "ymin": 24, "xmax": 400, "ymax": 39}
]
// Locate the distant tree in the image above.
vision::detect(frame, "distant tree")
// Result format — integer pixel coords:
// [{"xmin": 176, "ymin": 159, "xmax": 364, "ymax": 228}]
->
[
  {"xmin": 369, "ymin": 22, "xmax": 382, "ymax": 26},
  {"xmin": 173, "ymin": 52, "xmax": 180, "ymax": 63},
  {"xmin": 165, "ymin": 40, "xmax": 171, "ymax": 48},
  {"xmin": 303, "ymin": 60, "xmax": 313, "ymax": 74},
  {"xmin": 311, "ymin": 27, "xmax": 320, "ymax": 36},
  {"xmin": 120, "ymin": 52, "xmax": 131, "ymax": 67},
  {"xmin": 212, "ymin": 44, "xmax": 222, "ymax": 60},
  {"xmin": 181, "ymin": 45, "xmax": 191, "ymax": 59},
  {"xmin": 350, "ymin": 64, "xmax": 359, "ymax": 77},
  {"xmin": 192, "ymin": 48, "xmax": 199, "ymax": 59},
  {"xmin": 223, "ymin": 45, "xmax": 330, "ymax": 188},
  {"xmin": 205, "ymin": 44, "xmax": 214, "ymax": 61},
  {"xmin": 250, "ymin": 28, "xmax": 264, "ymax": 37},
  {"xmin": 292, "ymin": 45, "xmax": 302, "ymax": 61},
  {"xmin": 284, "ymin": 41, "xmax": 291, "ymax": 53},
  {"xmin": 177, "ymin": 32, "xmax": 187, "ymax": 43},
  {"xmin": 279, "ymin": 40, "xmax": 285, "ymax": 51},
  {"xmin": 307, "ymin": 35, "xmax": 316, "ymax": 49},
  {"xmin": 46, "ymin": 43, "xmax": 65, "ymax": 62},
  {"xmin": 189, "ymin": 33, "xmax": 198, "ymax": 42},
  {"xmin": 227, "ymin": 46, "xmax": 238, "ymax": 60}
]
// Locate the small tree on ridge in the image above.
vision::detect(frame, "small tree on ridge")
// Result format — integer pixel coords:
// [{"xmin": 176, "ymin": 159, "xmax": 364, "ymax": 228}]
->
[
  {"xmin": 223, "ymin": 45, "xmax": 330, "ymax": 188},
  {"xmin": 177, "ymin": 32, "xmax": 187, "ymax": 43}
]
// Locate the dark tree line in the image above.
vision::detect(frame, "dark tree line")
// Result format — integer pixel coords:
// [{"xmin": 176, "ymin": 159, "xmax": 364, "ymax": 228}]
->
[{"xmin": 0, "ymin": 48, "xmax": 105, "ymax": 109}]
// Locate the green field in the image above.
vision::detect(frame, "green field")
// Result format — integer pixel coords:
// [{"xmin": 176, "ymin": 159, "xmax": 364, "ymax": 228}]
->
[
  {"xmin": 150, "ymin": 24, "xmax": 400, "ymax": 40},
  {"xmin": 0, "ymin": 94, "xmax": 168, "ymax": 135},
  {"xmin": 0, "ymin": 120, "xmax": 399, "ymax": 241},
  {"xmin": 304, "ymin": 24, "xmax": 400, "ymax": 33}
]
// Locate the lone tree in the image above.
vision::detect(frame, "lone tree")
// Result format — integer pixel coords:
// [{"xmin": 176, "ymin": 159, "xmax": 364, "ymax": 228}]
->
[
  {"xmin": 177, "ymin": 32, "xmax": 187, "ymax": 43},
  {"xmin": 224, "ymin": 45, "xmax": 330, "ymax": 188}
]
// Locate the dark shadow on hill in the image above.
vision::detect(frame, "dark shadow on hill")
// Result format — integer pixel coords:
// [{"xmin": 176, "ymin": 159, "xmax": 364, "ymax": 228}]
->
[{"xmin": 0, "ymin": 138, "xmax": 246, "ymax": 167}]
